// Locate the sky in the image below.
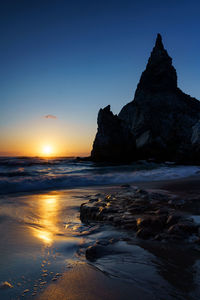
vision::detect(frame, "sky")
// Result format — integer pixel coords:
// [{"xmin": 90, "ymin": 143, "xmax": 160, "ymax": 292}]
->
[{"xmin": 1, "ymin": 0, "xmax": 200, "ymax": 156}]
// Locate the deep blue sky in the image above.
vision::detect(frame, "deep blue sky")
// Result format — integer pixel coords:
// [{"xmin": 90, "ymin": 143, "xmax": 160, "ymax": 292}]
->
[{"xmin": 1, "ymin": 0, "xmax": 200, "ymax": 155}]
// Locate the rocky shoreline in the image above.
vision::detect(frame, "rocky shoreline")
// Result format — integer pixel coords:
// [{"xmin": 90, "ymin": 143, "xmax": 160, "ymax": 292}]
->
[{"xmin": 80, "ymin": 185, "xmax": 200, "ymax": 260}]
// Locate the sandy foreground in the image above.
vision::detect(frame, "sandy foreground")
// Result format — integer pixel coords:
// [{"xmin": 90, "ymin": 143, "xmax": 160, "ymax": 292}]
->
[
  {"xmin": 136, "ymin": 175, "xmax": 200, "ymax": 196},
  {"xmin": 37, "ymin": 262, "xmax": 153, "ymax": 300},
  {"xmin": 36, "ymin": 175, "xmax": 200, "ymax": 300}
]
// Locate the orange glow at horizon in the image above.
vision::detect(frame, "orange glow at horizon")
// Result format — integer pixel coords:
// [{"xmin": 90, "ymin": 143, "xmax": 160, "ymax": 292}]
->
[
  {"xmin": 42, "ymin": 145, "xmax": 53, "ymax": 156},
  {"xmin": 0, "ymin": 116, "xmax": 95, "ymax": 157}
]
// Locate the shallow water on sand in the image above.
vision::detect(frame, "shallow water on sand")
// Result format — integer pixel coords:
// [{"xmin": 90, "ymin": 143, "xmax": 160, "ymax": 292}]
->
[
  {"xmin": 0, "ymin": 189, "xmax": 91, "ymax": 299},
  {"xmin": 1, "ymin": 187, "xmax": 200, "ymax": 299}
]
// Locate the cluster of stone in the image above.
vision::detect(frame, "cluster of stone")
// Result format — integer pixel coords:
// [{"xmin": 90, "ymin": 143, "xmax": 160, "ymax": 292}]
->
[{"xmin": 80, "ymin": 186, "xmax": 200, "ymax": 242}]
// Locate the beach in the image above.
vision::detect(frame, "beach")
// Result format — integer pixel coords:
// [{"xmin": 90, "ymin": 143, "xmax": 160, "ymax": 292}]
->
[
  {"xmin": 37, "ymin": 263, "xmax": 153, "ymax": 300},
  {"xmin": 36, "ymin": 176, "xmax": 200, "ymax": 300},
  {"xmin": 0, "ymin": 168, "xmax": 200, "ymax": 299},
  {"xmin": 2, "ymin": 1, "xmax": 200, "ymax": 299}
]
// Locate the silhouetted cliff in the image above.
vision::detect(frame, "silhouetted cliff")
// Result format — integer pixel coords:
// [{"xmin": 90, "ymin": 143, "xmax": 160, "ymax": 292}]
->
[{"xmin": 91, "ymin": 34, "xmax": 200, "ymax": 163}]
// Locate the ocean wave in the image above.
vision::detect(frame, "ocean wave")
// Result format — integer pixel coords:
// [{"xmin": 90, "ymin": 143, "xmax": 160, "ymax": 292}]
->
[
  {"xmin": 0, "ymin": 165, "xmax": 199, "ymax": 195},
  {"xmin": 0, "ymin": 170, "xmax": 34, "ymax": 177},
  {"xmin": 0, "ymin": 156, "xmax": 78, "ymax": 167}
]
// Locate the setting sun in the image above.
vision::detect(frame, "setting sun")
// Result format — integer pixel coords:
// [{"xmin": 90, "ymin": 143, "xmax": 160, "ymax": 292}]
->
[{"xmin": 42, "ymin": 145, "xmax": 53, "ymax": 156}]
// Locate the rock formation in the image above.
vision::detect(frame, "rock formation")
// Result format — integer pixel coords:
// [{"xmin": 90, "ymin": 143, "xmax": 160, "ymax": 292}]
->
[
  {"xmin": 80, "ymin": 187, "xmax": 200, "ymax": 244},
  {"xmin": 191, "ymin": 120, "xmax": 200, "ymax": 161},
  {"xmin": 91, "ymin": 34, "xmax": 200, "ymax": 163},
  {"xmin": 91, "ymin": 105, "xmax": 136, "ymax": 162}
]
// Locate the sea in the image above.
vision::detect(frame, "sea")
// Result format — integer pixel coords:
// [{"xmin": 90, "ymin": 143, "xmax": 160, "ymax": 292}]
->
[{"xmin": 0, "ymin": 156, "xmax": 200, "ymax": 195}]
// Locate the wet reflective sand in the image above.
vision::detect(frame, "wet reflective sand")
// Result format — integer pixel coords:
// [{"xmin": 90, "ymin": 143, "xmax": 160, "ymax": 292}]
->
[
  {"xmin": 0, "ymin": 189, "xmax": 88, "ymax": 299},
  {"xmin": 0, "ymin": 185, "xmax": 200, "ymax": 299}
]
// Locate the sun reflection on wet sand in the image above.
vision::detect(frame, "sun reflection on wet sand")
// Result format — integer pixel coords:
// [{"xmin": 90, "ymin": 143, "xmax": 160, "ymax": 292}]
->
[{"xmin": 31, "ymin": 194, "xmax": 59, "ymax": 245}]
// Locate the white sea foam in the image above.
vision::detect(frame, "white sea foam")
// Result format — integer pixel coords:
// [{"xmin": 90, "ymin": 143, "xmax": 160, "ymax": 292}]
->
[{"xmin": 0, "ymin": 157, "xmax": 199, "ymax": 194}]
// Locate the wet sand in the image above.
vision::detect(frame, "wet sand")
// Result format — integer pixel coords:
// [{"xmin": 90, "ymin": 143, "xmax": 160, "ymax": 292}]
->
[
  {"xmin": 37, "ymin": 263, "xmax": 153, "ymax": 300},
  {"xmin": 128, "ymin": 175, "xmax": 200, "ymax": 196},
  {"xmin": 156, "ymin": 175, "xmax": 200, "ymax": 196},
  {"xmin": 36, "ymin": 175, "xmax": 200, "ymax": 300}
]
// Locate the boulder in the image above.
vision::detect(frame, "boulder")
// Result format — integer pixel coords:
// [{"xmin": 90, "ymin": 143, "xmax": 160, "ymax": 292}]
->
[
  {"xmin": 137, "ymin": 216, "xmax": 166, "ymax": 231},
  {"xmin": 166, "ymin": 213, "xmax": 182, "ymax": 227},
  {"xmin": 167, "ymin": 220, "xmax": 198, "ymax": 237},
  {"xmin": 136, "ymin": 228, "xmax": 154, "ymax": 239},
  {"xmin": 85, "ymin": 244, "xmax": 105, "ymax": 261}
]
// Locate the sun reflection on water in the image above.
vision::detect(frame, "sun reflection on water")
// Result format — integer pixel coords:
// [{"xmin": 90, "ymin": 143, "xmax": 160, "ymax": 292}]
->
[{"xmin": 31, "ymin": 194, "xmax": 59, "ymax": 245}]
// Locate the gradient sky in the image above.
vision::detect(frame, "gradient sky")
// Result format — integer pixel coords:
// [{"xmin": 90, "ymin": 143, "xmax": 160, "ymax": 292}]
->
[{"xmin": 1, "ymin": 0, "xmax": 200, "ymax": 156}]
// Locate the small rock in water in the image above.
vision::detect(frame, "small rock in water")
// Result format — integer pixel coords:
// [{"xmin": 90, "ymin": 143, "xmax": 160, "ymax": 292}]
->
[
  {"xmin": 42, "ymin": 269, "xmax": 48, "ymax": 273},
  {"xmin": 40, "ymin": 281, "xmax": 47, "ymax": 286},
  {"xmin": 0, "ymin": 281, "xmax": 13, "ymax": 289},
  {"xmin": 51, "ymin": 273, "xmax": 62, "ymax": 282},
  {"xmin": 52, "ymin": 277, "xmax": 58, "ymax": 281}
]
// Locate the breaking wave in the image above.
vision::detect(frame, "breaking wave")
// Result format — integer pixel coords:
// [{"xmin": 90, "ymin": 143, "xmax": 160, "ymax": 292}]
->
[{"xmin": 0, "ymin": 157, "xmax": 199, "ymax": 194}]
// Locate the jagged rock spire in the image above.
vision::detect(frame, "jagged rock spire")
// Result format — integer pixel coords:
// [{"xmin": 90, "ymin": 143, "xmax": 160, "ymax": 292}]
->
[
  {"xmin": 91, "ymin": 34, "xmax": 200, "ymax": 163},
  {"xmin": 134, "ymin": 34, "xmax": 177, "ymax": 94},
  {"xmin": 154, "ymin": 33, "xmax": 164, "ymax": 50}
]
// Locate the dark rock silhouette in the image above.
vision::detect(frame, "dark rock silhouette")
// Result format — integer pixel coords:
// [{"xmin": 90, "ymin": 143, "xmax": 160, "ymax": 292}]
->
[
  {"xmin": 91, "ymin": 105, "xmax": 136, "ymax": 162},
  {"xmin": 91, "ymin": 34, "xmax": 200, "ymax": 163}
]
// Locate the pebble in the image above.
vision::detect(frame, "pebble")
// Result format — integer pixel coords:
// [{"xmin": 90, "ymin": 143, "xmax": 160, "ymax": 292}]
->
[
  {"xmin": 0, "ymin": 281, "xmax": 13, "ymax": 289},
  {"xmin": 40, "ymin": 281, "xmax": 47, "ymax": 285},
  {"xmin": 52, "ymin": 277, "xmax": 58, "ymax": 281}
]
